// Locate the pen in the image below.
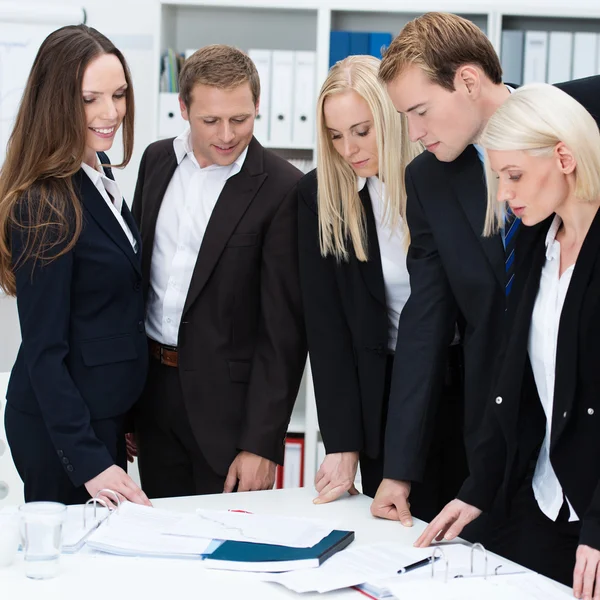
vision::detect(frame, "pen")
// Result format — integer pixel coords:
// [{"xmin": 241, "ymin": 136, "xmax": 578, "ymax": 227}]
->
[{"xmin": 397, "ymin": 555, "xmax": 440, "ymax": 574}]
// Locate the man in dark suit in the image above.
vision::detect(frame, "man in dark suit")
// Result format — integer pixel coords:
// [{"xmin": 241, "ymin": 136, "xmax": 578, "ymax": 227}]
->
[
  {"xmin": 131, "ymin": 45, "xmax": 307, "ymax": 498},
  {"xmin": 371, "ymin": 12, "xmax": 600, "ymax": 526}
]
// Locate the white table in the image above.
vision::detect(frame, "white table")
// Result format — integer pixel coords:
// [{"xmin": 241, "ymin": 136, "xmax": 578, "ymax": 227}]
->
[{"xmin": 0, "ymin": 487, "xmax": 571, "ymax": 599}]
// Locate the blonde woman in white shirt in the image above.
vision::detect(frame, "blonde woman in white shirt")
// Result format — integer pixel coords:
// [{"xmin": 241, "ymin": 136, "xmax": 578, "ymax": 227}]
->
[
  {"xmin": 298, "ymin": 55, "xmax": 467, "ymax": 520},
  {"xmin": 0, "ymin": 25, "xmax": 150, "ymax": 507},
  {"xmin": 416, "ymin": 84, "xmax": 600, "ymax": 599}
]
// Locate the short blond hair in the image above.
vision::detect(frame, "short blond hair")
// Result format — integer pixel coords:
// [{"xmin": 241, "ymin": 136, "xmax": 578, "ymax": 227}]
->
[
  {"xmin": 379, "ymin": 12, "xmax": 502, "ymax": 90},
  {"xmin": 179, "ymin": 44, "xmax": 260, "ymax": 108},
  {"xmin": 316, "ymin": 55, "xmax": 420, "ymax": 262},
  {"xmin": 481, "ymin": 83, "xmax": 600, "ymax": 236}
]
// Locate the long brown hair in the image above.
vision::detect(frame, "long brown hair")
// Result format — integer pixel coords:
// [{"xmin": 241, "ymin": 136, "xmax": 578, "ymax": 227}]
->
[{"xmin": 0, "ymin": 24, "xmax": 135, "ymax": 295}]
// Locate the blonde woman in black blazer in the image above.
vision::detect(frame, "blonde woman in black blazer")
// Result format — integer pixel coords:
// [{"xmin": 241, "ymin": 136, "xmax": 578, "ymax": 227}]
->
[
  {"xmin": 417, "ymin": 85, "xmax": 600, "ymax": 598},
  {"xmin": 298, "ymin": 56, "xmax": 466, "ymax": 520}
]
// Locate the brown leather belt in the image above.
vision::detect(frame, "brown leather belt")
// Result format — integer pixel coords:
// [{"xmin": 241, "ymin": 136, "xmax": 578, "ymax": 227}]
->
[{"xmin": 149, "ymin": 339, "xmax": 178, "ymax": 368}]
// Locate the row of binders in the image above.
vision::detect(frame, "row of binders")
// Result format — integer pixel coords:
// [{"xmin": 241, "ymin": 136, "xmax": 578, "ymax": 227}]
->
[
  {"xmin": 502, "ymin": 30, "xmax": 600, "ymax": 86},
  {"xmin": 329, "ymin": 31, "xmax": 393, "ymax": 67},
  {"xmin": 248, "ymin": 49, "xmax": 316, "ymax": 147}
]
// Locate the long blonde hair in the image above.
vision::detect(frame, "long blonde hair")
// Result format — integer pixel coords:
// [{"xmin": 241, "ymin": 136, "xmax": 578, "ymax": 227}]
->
[
  {"xmin": 316, "ymin": 55, "xmax": 420, "ymax": 261},
  {"xmin": 482, "ymin": 83, "xmax": 600, "ymax": 236}
]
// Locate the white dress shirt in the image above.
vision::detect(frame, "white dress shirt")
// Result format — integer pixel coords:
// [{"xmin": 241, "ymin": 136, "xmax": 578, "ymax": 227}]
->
[
  {"xmin": 80, "ymin": 156, "xmax": 137, "ymax": 252},
  {"xmin": 358, "ymin": 176, "xmax": 411, "ymax": 350},
  {"xmin": 529, "ymin": 214, "xmax": 579, "ymax": 522},
  {"xmin": 146, "ymin": 128, "xmax": 248, "ymax": 346}
]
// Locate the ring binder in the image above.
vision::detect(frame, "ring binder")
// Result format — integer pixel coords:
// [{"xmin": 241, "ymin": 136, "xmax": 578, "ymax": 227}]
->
[
  {"xmin": 430, "ymin": 547, "xmax": 449, "ymax": 582},
  {"xmin": 470, "ymin": 542, "xmax": 489, "ymax": 579},
  {"xmin": 83, "ymin": 489, "xmax": 120, "ymax": 528}
]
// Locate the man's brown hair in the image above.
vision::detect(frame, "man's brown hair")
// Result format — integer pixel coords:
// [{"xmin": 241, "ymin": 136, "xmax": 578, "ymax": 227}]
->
[
  {"xmin": 179, "ymin": 44, "xmax": 260, "ymax": 108},
  {"xmin": 379, "ymin": 12, "xmax": 502, "ymax": 90}
]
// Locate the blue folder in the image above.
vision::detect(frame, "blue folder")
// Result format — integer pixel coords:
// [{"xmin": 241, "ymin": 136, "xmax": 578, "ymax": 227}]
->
[
  {"xmin": 330, "ymin": 31, "xmax": 351, "ymax": 67},
  {"xmin": 369, "ymin": 32, "xmax": 393, "ymax": 59},
  {"xmin": 202, "ymin": 529, "xmax": 355, "ymax": 572},
  {"xmin": 349, "ymin": 32, "xmax": 370, "ymax": 56}
]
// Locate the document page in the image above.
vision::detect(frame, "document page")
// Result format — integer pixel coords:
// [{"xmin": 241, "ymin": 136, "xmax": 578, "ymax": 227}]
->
[
  {"xmin": 262, "ymin": 543, "xmax": 433, "ymax": 593},
  {"xmin": 166, "ymin": 509, "xmax": 334, "ymax": 548},
  {"xmin": 385, "ymin": 572, "xmax": 571, "ymax": 600},
  {"xmin": 85, "ymin": 502, "xmax": 213, "ymax": 557}
]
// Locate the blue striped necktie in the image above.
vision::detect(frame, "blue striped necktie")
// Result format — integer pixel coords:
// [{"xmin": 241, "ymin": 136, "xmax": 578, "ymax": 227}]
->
[{"xmin": 504, "ymin": 211, "xmax": 520, "ymax": 296}]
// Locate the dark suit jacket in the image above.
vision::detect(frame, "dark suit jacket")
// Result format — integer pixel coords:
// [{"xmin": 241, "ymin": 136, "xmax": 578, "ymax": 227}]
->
[
  {"xmin": 459, "ymin": 208, "xmax": 600, "ymax": 551},
  {"xmin": 383, "ymin": 75, "xmax": 600, "ymax": 483},
  {"xmin": 6, "ymin": 152, "xmax": 147, "ymax": 488},
  {"xmin": 298, "ymin": 169, "xmax": 390, "ymax": 458},
  {"xmin": 131, "ymin": 136, "xmax": 307, "ymax": 475}
]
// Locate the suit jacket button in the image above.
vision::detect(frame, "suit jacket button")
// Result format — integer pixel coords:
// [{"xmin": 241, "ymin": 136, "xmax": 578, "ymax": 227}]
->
[
  {"xmin": 62, "ymin": 457, "xmax": 69, "ymax": 465},
  {"xmin": 495, "ymin": 396, "xmax": 502, "ymax": 404},
  {"xmin": 563, "ymin": 411, "xmax": 568, "ymax": 418},
  {"xmin": 57, "ymin": 449, "xmax": 64, "ymax": 458},
  {"xmin": 588, "ymin": 408, "xmax": 595, "ymax": 415},
  {"xmin": 138, "ymin": 321, "xmax": 144, "ymax": 332},
  {"xmin": 134, "ymin": 281, "xmax": 141, "ymax": 291},
  {"xmin": 66, "ymin": 465, "xmax": 74, "ymax": 472}
]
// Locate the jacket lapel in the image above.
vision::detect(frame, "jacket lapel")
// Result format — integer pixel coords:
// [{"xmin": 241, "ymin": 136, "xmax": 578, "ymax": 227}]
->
[
  {"xmin": 182, "ymin": 138, "xmax": 267, "ymax": 316},
  {"xmin": 73, "ymin": 168, "xmax": 141, "ymax": 275},
  {"xmin": 551, "ymin": 208, "xmax": 600, "ymax": 447},
  {"xmin": 496, "ymin": 224, "xmax": 547, "ymax": 438},
  {"xmin": 450, "ymin": 145, "xmax": 505, "ymax": 291},
  {"xmin": 139, "ymin": 145, "xmax": 178, "ymax": 288},
  {"xmin": 357, "ymin": 184, "xmax": 387, "ymax": 307}
]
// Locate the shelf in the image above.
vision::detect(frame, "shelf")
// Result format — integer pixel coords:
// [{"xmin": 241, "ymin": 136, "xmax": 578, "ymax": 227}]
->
[
  {"xmin": 330, "ymin": 10, "xmax": 489, "ymax": 36},
  {"xmin": 161, "ymin": 4, "xmax": 318, "ymax": 53}
]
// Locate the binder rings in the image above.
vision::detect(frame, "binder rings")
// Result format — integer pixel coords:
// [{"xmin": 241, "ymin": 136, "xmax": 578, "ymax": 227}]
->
[
  {"xmin": 202, "ymin": 529, "xmax": 355, "ymax": 572},
  {"xmin": 355, "ymin": 542, "xmax": 527, "ymax": 598}
]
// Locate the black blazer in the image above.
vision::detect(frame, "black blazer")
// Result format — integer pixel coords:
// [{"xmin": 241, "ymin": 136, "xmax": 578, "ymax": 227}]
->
[
  {"xmin": 132, "ymin": 137, "xmax": 307, "ymax": 475},
  {"xmin": 6, "ymin": 152, "xmax": 148, "ymax": 488},
  {"xmin": 298, "ymin": 169, "xmax": 390, "ymax": 458},
  {"xmin": 383, "ymin": 76, "xmax": 600, "ymax": 483},
  {"xmin": 459, "ymin": 208, "xmax": 600, "ymax": 551}
]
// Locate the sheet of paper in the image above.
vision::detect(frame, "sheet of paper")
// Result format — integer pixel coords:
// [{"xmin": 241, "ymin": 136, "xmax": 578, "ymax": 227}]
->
[
  {"xmin": 262, "ymin": 543, "xmax": 434, "ymax": 593},
  {"xmin": 165, "ymin": 509, "xmax": 334, "ymax": 548},
  {"xmin": 385, "ymin": 572, "xmax": 571, "ymax": 600},
  {"xmin": 85, "ymin": 501, "xmax": 213, "ymax": 557}
]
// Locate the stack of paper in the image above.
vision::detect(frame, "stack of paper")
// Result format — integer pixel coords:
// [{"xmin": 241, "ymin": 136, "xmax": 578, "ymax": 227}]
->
[
  {"xmin": 165, "ymin": 509, "xmax": 335, "ymax": 547},
  {"xmin": 85, "ymin": 502, "xmax": 213, "ymax": 558}
]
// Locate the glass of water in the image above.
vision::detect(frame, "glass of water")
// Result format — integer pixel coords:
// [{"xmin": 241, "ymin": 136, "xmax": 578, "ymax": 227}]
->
[{"xmin": 19, "ymin": 502, "xmax": 67, "ymax": 579}]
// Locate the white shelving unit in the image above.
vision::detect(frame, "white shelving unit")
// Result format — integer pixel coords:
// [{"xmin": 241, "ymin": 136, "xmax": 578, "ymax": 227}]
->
[{"xmin": 154, "ymin": 0, "xmax": 600, "ymax": 487}]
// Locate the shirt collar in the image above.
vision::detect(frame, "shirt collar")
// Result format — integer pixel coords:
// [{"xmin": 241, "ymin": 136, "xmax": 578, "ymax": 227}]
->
[
  {"xmin": 474, "ymin": 85, "xmax": 515, "ymax": 162},
  {"xmin": 545, "ymin": 214, "xmax": 563, "ymax": 260},
  {"xmin": 357, "ymin": 175, "xmax": 382, "ymax": 192},
  {"xmin": 80, "ymin": 155, "xmax": 103, "ymax": 185},
  {"xmin": 173, "ymin": 127, "xmax": 249, "ymax": 177}
]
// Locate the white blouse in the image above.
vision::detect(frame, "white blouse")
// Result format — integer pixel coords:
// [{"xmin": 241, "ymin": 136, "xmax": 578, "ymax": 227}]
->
[{"xmin": 358, "ymin": 176, "xmax": 411, "ymax": 351}]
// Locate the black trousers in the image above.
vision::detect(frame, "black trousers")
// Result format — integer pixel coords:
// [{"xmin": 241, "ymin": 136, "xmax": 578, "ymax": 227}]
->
[
  {"xmin": 5, "ymin": 403, "xmax": 126, "ymax": 505},
  {"xmin": 135, "ymin": 358, "xmax": 226, "ymax": 499},
  {"xmin": 465, "ymin": 472, "xmax": 580, "ymax": 587},
  {"xmin": 359, "ymin": 347, "xmax": 468, "ymax": 523}
]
